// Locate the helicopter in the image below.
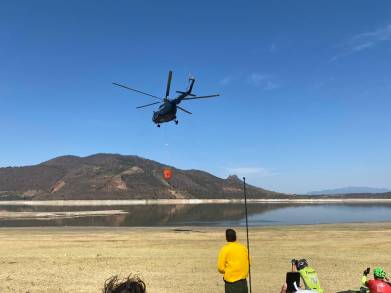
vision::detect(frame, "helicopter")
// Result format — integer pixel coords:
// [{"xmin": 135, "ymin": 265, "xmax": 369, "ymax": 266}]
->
[{"xmin": 113, "ymin": 71, "xmax": 219, "ymax": 127}]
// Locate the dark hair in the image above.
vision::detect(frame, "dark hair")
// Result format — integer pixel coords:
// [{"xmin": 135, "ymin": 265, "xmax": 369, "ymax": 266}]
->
[
  {"xmin": 226, "ymin": 229, "xmax": 237, "ymax": 242},
  {"xmin": 103, "ymin": 275, "xmax": 146, "ymax": 293},
  {"xmin": 295, "ymin": 259, "xmax": 308, "ymax": 271}
]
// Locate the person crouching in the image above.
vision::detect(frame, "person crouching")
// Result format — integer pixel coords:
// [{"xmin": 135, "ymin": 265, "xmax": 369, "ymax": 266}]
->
[
  {"xmin": 291, "ymin": 258, "xmax": 324, "ymax": 293},
  {"xmin": 361, "ymin": 267, "xmax": 391, "ymax": 293}
]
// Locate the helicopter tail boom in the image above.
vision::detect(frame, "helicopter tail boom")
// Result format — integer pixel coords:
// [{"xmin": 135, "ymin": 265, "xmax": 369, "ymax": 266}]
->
[{"xmin": 188, "ymin": 77, "xmax": 195, "ymax": 93}]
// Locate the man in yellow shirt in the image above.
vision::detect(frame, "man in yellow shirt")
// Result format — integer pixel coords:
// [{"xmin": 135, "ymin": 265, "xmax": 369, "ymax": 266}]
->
[{"xmin": 217, "ymin": 229, "xmax": 249, "ymax": 293}]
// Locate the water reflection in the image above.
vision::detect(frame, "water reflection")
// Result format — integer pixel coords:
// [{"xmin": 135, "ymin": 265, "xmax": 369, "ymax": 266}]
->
[{"xmin": 0, "ymin": 203, "xmax": 391, "ymax": 227}]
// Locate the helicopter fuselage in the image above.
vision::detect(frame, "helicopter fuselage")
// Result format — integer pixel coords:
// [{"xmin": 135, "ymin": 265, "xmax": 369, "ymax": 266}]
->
[
  {"xmin": 152, "ymin": 91, "xmax": 189, "ymax": 124},
  {"xmin": 152, "ymin": 101, "xmax": 178, "ymax": 123}
]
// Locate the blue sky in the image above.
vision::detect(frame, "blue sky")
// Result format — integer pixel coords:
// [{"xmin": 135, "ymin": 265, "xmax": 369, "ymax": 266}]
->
[{"xmin": 1, "ymin": 1, "xmax": 390, "ymax": 194}]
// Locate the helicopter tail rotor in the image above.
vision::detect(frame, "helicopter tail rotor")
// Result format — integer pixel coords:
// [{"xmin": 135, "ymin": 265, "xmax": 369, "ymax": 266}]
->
[{"xmin": 188, "ymin": 72, "xmax": 195, "ymax": 81}]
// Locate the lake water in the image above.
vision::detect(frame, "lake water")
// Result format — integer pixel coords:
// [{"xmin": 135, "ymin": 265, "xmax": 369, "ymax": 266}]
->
[{"xmin": 1, "ymin": 203, "xmax": 391, "ymax": 227}]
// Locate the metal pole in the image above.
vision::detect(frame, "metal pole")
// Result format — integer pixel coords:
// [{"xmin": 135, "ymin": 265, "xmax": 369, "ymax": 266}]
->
[{"xmin": 243, "ymin": 177, "xmax": 252, "ymax": 293}]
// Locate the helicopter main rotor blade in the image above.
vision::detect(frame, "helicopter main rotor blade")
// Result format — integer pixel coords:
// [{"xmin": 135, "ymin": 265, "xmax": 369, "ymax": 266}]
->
[
  {"xmin": 165, "ymin": 70, "xmax": 173, "ymax": 99},
  {"xmin": 177, "ymin": 106, "xmax": 192, "ymax": 114},
  {"xmin": 113, "ymin": 82, "xmax": 162, "ymax": 101},
  {"xmin": 182, "ymin": 94, "xmax": 220, "ymax": 100},
  {"xmin": 136, "ymin": 101, "xmax": 161, "ymax": 109}
]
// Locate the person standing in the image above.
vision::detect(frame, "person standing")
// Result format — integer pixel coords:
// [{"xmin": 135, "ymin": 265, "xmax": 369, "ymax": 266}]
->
[{"xmin": 217, "ymin": 229, "xmax": 249, "ymax": 293}]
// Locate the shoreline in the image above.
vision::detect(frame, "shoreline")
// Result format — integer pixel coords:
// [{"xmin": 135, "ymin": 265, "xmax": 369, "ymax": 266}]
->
[
  {"xmin": 0, "ymin": 221, "xmax": 390, "ymax": 230},
  {"xmin": 0, "ymin": 198, "xmax": 391, "ymax": 206}
]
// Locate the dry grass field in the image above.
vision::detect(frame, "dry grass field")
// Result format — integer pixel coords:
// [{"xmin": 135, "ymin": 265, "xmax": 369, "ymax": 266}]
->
[{"xmin": 0, "ymin": 224, "xmax": 391, "ymax": 292}]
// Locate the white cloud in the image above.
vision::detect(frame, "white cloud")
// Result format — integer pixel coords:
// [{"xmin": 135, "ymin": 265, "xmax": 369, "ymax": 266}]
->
[
  {"xmin": 352, "ymin": 41, "xmax": 375, "ymax": 52},
  {"xmin": 227, "ymin": 167, "xmax": 275, "ymax": 177},
  {"xmin": 249, "ymin": 73, "xmax": 267, "ymax": 84},
  {"xmin": 248, "ymin": 73, "xmax": 280, "ymax": 90},
  {"xmin": 331, "ymin": 24, "xmax": 391, "ymax": 61},
  {"xmin": 352, "ymin": 24, "xmax": 391, "ymax": 42},
  {"xmin": 219, "ymin": 76, "xmax": 232, "ymax": 86},
  {"xmin": 269, "ymin": 43, "xmax": 276, "ymax": 53}
]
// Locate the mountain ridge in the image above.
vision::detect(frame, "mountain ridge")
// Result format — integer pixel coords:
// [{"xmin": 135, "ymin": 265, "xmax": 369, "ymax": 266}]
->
[
  {"xmin": 0, "ymin": 153, "xmax": 286, "ymax": 200},
  {"xmin": 307, "ymin": 186, "xmax": 390, "ymax": 195}
]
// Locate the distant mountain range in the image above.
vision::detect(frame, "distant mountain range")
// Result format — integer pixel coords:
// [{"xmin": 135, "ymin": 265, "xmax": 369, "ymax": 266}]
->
[
  {"xmin": 307, "ymin": 186, "xmax": 390, "ymax": 195},
  {"xmin": 0, "ymin": 154, "xmax": 285, "ymax": 200}
]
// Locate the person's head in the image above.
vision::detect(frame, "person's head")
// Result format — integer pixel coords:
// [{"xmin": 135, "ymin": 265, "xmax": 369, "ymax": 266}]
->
[
  {"xmin": 226, "ymin": 229, "xmax": 237, "ymax": 242},
  {"xmin": 374, "ymin": 267, "xmax": 387, "ymax": 280},
  {"xmin": 103, "ymin": 275, "xmax": 146, "ymax": 293},
  {"xmin": 295, "ymin": 259, "xmax": 308, "ymax": 271}
]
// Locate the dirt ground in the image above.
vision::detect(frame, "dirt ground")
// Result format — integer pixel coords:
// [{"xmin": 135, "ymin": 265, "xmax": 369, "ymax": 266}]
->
[{"xmin": 0, "ymin": 223, "xmax": 390, "ymax": 292}]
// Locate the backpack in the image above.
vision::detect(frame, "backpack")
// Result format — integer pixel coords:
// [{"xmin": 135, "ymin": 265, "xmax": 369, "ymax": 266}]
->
[{"xmin": 299, "ymin": 266, "xmax": 324, "ymax": 293}]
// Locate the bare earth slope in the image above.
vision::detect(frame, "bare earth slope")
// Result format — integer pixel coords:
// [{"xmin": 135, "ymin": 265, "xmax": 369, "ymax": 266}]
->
[{"xmin": 0, "ymin": 154, "xmax": 284, "ymax": 200}]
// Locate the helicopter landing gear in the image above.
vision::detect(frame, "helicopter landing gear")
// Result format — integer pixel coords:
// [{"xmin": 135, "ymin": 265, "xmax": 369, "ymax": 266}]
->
[{"xmin": 175, "ymin": 120, "xmax": 179, "ymax": 125}]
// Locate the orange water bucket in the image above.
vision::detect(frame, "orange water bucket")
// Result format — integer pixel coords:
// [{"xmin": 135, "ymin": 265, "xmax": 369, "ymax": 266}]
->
[{"xmin": 163, "ymin": 168, "xmax": 173, "ymax": 180}]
